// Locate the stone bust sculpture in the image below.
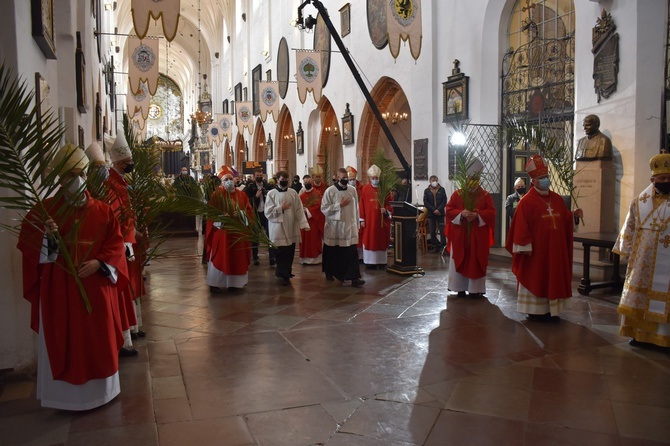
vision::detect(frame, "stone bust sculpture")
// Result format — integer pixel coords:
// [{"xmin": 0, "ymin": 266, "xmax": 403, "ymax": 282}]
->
[{"xmin": 575, "ymin": 114, "xmax": 613, "ymax": 161}]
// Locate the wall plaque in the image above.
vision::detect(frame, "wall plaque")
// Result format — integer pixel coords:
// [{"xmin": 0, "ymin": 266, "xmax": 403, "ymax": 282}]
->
[
  {"xmin": 592, "ymin": 9, "xmax": 618, "ymax": 103},
  {"xmin": 413, "ymin": 138, "xmax": 428, "ymax": 180}
]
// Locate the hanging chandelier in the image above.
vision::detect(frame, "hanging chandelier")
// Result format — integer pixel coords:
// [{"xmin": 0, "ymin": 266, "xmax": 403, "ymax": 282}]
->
[{"xmin": 190, "ymin": 0, "xmax": 212, "ymax": 129}]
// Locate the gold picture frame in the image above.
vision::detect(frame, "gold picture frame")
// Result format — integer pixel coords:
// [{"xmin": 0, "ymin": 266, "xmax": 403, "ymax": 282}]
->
[
  {"xmin": 442, "ymin": 75, "xmax": 469, "ymax": 123},
  {"xmin": 31, "ymin": 0, "xmax": 57, "ymax": 59}
]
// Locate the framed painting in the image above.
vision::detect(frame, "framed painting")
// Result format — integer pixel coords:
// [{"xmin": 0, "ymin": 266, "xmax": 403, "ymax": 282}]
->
[
  {"xmin": 442, "ymin": 75, "xmax": 469, "ymax": 123},
  {"xmin": 296, "ymin": 122, "xmax": 304, "ymax": 155},
  {"xmin": 32, "ymin": 0, "xmax": 56, "ymax": 59},
  {"xmin": 366, "ymin": 0, "xmax": 388, "ymax": 50},
  {"xmin": 234, "ymin": 82, "xmax": 243, "ymax": 102},
  {"xmin": 339, "ymin": 3, "xmax": 351, "ymax": 37},
  {"xmin": 266, "ymin": 69, "xmax": 272, "ymax": 82},
  {"xmin": 222, "ymin": 99, "xmax": 229, "ymax": 114},
  {"xmin": 34, "ymin": 72, "xmax": 51, "ymax": 129},
  {"xmin": 243, "ymin": 87, "xmax": 248, "ymax": 101},
  {"xmin": 252, "ymin": 64, "xmax": 262, "ymax": 115},
  {"xmin": 341, "ymin": 103, "xmax": 354, "ymax": 145}
]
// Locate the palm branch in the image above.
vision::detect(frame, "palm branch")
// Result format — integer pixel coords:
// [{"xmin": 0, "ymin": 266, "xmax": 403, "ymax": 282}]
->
[
  {"xmin": 504, "ymin": 118, "xmax": 582, "ymax": 223},
  {"xmin": 0, "ymin": 63, "xmax": 92, "ymax": 312},
  {"xmin": 371, "ymin": 149, "xmax": 399, "ymax": 227}
]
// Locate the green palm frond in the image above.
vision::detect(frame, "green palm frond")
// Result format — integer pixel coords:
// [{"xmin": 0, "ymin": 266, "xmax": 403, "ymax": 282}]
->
[
  {"xmin": 371, "ymin": 148, "xmax": 399, "ymax": 227},
  {"xmin": 504, "ymin": 118, "xmax": 580, "ymax": 210},
  {"xmin": 0, "ymin": 63, "xmax": 91, "ymax": 312}
]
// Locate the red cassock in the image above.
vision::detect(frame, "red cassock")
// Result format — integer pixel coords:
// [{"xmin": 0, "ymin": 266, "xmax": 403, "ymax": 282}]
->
[
  {"xmin": 505, "ymin": 187, "xmax": 574, "ymax": 300},
  {"xmin": 299, "ymin": 189, "xmax": 325, "ymax": 259},
  {"xmin": 17, "ymin": 193, "xmax": 128, "ymax": 384},
  {"xmin": 444, "ymin": 187, "xmax": 496, "ymax": 279},
  {"xmin": 312, "ymin": 181, "xmax": 327, "ymax": 196},
  {"xmin": 206, "ymin": 188, "xmax": 253, "ymax": 275},
  {"xmin": 358, "ymin": 184, "xmax": 393, "ymax": 251},
  {"xmin": 105, "ymin": 169, "xmax": 138, "ymax": 328}
]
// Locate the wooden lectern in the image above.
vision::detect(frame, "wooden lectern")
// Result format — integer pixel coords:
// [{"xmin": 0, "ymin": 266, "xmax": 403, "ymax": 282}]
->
[{"xmin": 387, "ymin": 201, "xmax": 425, "ymax": 276}]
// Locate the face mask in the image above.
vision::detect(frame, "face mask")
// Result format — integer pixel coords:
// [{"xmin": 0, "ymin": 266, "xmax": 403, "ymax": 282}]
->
[
  {"xmin": 304, "ymin": 183, "xmax": 313, "ymax": 190},
  {"xmin": 256, "ymin": 177, "xmax": 263, "ymax": 183},
  {"xmin": 516, "ymin": 187, "xmax": 526, "ymax": 195},
  {"xmin": 431, "ymin": 181, "xmax": 438, "ymax": 188},
  {"xmin": 279, "ymin": 179, "xmax": 289, "ymax": 188},
  {"xmin": 67, "ymin": 175, "xmax": 86, "ymax": 195},
  {"xmin": 371, "ymin": 179, "xmax": 380, "ymax": 187},
  {"xmin": 223, "ymin": 180, "xmax": 235, "ymax": 192},
  {"xmin": 339, "ymin": 178, "xmax": 349, "ymax": 186},
  {"xmin": 92, "ymin": 165, "xmax": 109, "ymax": 182},
  {"xmin": 181, "ymin": 170, "xmax": 188, "ymax": 176},
  {"xmin": 654, "ymin": 181, "xmax": 670, "ymax": 195},
  {"xmin": 349, "ymin": 178, "xmax": 356, "ymax": 185},
  {"xmin": 123, "ymin": 163, "xmax": 134, "ymax": 173},
  {"xmin": 538, "ymin": 177, "xmax": 551, "ymax": 190}
]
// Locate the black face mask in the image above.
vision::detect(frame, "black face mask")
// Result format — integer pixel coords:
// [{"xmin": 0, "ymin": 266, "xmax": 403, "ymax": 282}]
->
[
  {"xmin": 339, "ymin": 178, "xmax": 349, "ymax": 186},
  {"xmin": 516, "ymin": 187, "xmax": 526, "ymax": 195},
  {"xmin": 255, "ymin": 177, "xmax": 263, "ymax": 183},
  {"xmin": 655, "ymin": 181, "xmax": 670, "ymax": 195},
  {"xmin": 279, "ymin": 179, "xmax": 289, "ymax": 188},
  {"xmin": 123, "ymin": 163, "xmax": 134, "ymax": 173},
  {"xmin": 304, "ymin": 183, "xmax": 313, "ymax": 190}
]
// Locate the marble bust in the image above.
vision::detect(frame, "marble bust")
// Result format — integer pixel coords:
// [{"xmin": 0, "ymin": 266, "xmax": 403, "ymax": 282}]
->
[{"xmin": 575, "ymin": 114, "xmax": 612, "ymax": 161}]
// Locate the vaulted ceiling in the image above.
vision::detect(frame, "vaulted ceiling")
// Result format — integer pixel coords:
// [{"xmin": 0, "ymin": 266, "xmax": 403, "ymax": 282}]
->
[{"xmin": 114, "ymin": 0, "xmax": 233, "ymax": 101}]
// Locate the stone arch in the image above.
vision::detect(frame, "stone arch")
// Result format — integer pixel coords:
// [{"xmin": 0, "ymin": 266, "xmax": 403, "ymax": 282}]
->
[
  {"xmin": 224, "ymin": 139, "xmax": 232, "ymax": 167},
  {"xmin": 312, "ymin": 96, "xmax": 343, "ymax": 179},
  {"xmin": 275, "ymin": 105, "xmax": 297, "ymax": 175},
  {"xmin": 234, "ymin": 134, "xmax": 246, "ymax": 166},
  {"xmin": 252, "ymin": 118, "xmax": 266, "ymax": 161},
  {"xmin": 358, "ymin": 77, "xmax": 411, "ymax": 177}
]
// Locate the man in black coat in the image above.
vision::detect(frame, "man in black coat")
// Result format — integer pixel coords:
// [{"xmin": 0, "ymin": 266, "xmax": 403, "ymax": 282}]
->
[
  {"xmin": 423, "ymin": 175, "xmax": 448, "ymax": 252},
  {"xmin": 244, "ymin": 168, "xmax": 276, "ymax": 265}
]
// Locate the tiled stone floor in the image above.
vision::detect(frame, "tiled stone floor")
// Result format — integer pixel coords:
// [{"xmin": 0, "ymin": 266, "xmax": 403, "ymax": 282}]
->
[{"xmin": 1, "ymin": 236, "xmax": 670, "ymax": 445}]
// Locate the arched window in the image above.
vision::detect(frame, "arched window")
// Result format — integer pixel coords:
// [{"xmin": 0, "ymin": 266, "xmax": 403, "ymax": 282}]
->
[{"xmin": 502, "ymin": 0, "xmax": 575, "ymax": 195}]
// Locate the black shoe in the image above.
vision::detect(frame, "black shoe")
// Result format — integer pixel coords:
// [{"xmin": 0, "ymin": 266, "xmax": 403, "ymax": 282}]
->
[
  {"xmin": 136, "ymin": 330, "xmax": 146, "ymax": 338},
  {"xmin": 450, "ymin": 291, "xmax": 466, "ymax": 297},
  {"xmin": 526, "ymin": 313, "xmax": 560, "ymax": 322},
  {"xmin": 119, "ymin": 347, "xmax": 138, "ymax": 357},
  {"xmin": 468, "ymin": 292, "xmax": 485, "ymax": 299},
  {"xmin": 253, "ymin": 258, "xmax": 260, "ymax": 266},
  {"xmin": 270, "ymin": 260, "xmax": 276, "ymax": 266},
  {"xmin": 130, "ymin": 332, "xmax": 138, "ymax": 341},
  {"xmin": 326, "ymin": 274, "xmax": 334, "ymax": 281},
  {"xmin": 365, "ymin": 265, "xmax": 377, "ymax": 270},
  {"xmin": 209, "ymin": 286, "xmax": 224, "ymax": 294},
  {"xmin": 351, "ymin": 279, "xmax": 365, "ymax": 288},
  {"xmin": 629, "ymin": 338, "xmax": 670, "ymax": 352}
]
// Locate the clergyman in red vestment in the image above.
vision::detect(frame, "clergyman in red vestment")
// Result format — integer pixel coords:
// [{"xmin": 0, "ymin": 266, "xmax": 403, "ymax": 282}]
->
[
  {"xmin": 18, "ymin": 144, "xmax": 128, "ymax": 410},
  {"xmin": 299, "ymin": 174, "xmax": 325, "ymax": 264},
  {"xmin": 506, "ymin": 155, "xmax": 583, "ymax": 322},
  {"xmin": 444, "ymin": 158, "xmax": 496, "ymax": 298}
]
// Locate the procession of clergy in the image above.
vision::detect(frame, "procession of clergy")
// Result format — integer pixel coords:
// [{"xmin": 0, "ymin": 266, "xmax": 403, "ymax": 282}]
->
[{"xmin": 17, "ymin": 134, "xmax": 670, "ymax": 411}]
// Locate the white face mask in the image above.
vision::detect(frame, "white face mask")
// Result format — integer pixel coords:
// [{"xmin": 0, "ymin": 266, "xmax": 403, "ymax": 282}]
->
[
  {"xmin": 67, "ymin": 175, "xmax": 86, "ymax": 195},
  {"xmin": 371, "ymin": 179, "xmax": 380, "ymax": 187},
  {"xmin": 223, "ymin": 180, "xmax": 235, "ymax": 192},
  {"xmin": 431, "ymin": 181, "xmax": 438, "ymax": 188}
]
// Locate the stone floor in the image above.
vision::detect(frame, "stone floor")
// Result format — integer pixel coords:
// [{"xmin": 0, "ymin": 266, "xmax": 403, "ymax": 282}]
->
[{"xmin": 1, "ymin": 236, "xmax": 670, "ymax": 446}]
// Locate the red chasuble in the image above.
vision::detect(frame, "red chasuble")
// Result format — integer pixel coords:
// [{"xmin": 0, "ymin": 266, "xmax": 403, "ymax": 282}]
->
[
  {"xmin": 444, "ymin": 187, "xmax": 496, "ymax": 279},
  {"xmin": 505, "ymin": 187, "xmax": 574, "ymax": 300},
  {"xmin": 312, "ymin": 181, "xmax": 327, "ymax": 196},
  {"xmin": 104, "ymin": 168, "xmax": 138, "ymax": 327},
  {"xmin": 299, "ymin": 189, "xmax": 325, "ymax": 259},
  {"xmin": 206, "ymin": 188, "xmax": 253, "ymax": 275},
  {"xmin": 358, "ymin": 184, "xmax": 393, "ymax": 251},
  {"xmin": 17, "ymin": 193, "xmax": 128, "ymax": 384}
]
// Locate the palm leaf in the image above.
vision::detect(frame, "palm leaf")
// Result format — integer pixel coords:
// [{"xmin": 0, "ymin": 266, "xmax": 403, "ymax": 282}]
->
[
  {"xmin": 0, "ymin": 63, "xmax": 92, "ymax": 312},
  {"xmin": 371, "ymin": 149, "xmax": 399, "ymax": 227},
  {"xmin": 504, "ymin": 118, "xmax": 581, "ymax": 215}
]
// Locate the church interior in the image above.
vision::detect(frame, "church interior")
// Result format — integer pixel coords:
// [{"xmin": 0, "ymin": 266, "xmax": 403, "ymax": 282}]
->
[{"xmin": 1, "ymin": 0, "xmax": 669, "ymax": 444}]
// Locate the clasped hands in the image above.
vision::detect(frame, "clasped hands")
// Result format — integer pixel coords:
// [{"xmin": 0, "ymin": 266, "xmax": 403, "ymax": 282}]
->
[{"xmin": 460, "ymin": 210, "xmax": 479, "ymax": 222}]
